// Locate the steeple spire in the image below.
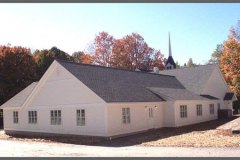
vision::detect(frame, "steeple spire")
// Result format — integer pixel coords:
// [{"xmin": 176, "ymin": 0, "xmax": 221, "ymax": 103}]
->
[
  {"xmin": 169, "ymin": 32, "xmax": 172, "ymax": 57},
  {"xmin": 165, "ymin": 32, "xmax": 176, "ymax": 70}
]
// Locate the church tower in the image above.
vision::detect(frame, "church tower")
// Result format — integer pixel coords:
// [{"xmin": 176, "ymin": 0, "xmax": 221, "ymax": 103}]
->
[{"xmin": 165, "ymin": 32, "xmax": 176, "ymax": 70}]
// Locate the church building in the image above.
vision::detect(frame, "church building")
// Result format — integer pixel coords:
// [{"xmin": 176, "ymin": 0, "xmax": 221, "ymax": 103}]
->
[{"xmin": 0, "ymin": 33, "xmax": 237, "ymax": 138}]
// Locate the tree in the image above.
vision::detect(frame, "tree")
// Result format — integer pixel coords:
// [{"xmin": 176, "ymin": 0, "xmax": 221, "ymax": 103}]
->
[
  {"xmin": 111, "ymin": 38, "xmax": 129, "ymax": 69},
  {"xmin": 175, "ymin": 61, "xmax": 181, "ymax": 68},
  {"xmin": 187, "ymin": 58, "xmax": 196, "ymax": 67},
  {"xmin": 33, "ymin": 46, "xmax": 73, "ymax": 79},
  {"xmin": 209, "ymin": 44, "xmax": 224, "ymax": 64},
  {"xmin": 72, "ymin": 51, "xmax": 93, "ymax": 64},
  {"xmin": 219, "ymin": 25, "xmax": 240, "ymax": 96},
  {"xmin": 112, "ymin": 33, "xmax": 153, "ymax": 70},
  {"xmin": 93, "ymin": 32, "xmax": 115, "ymax": 67},
  {"xmin": 149, "ymin": 49, "xmax": 166, "ymax": 70},
  {"xmin": 0, "ymin": 46, "xmax": 37, "ymax": 105},
  {"xmin": 50, "ymin": 47, "xmax": 73, "ymax": 61}
]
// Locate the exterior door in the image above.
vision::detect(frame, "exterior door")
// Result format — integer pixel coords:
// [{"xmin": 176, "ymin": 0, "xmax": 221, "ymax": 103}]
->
[{"xmin": 147, "ymin": 107, "xmax": 155, "ymax": 129}]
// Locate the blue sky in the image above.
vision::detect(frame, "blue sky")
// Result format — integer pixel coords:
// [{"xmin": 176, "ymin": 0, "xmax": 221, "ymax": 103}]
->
[{"xmin": 0, "ymin": 3, "xmax": 239, "ymax": 65}]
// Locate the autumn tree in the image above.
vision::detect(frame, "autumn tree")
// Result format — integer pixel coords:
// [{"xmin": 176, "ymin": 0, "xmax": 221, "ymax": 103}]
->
[
  {"xmin": 33, "ymin": 46, "xmax": 73, "ymax": 79},
  {"xmin": 112, "ymin": 33, "xmax": 161, "ymax": 70},
  {"xmin": 90, "ymin": 31, "xmax": 166, "ymax": 71},
  {"xmin": 148, "ymin": 49, "xmax": 166, "ymax": 70},
  {"xmin": 0, "ymin": 46, "xmax": 37, "ymax": 105},
  {"xmin": 111, "ymin": 38, "xmax": 129, "ymax": 68},
  {"xmin": 219, "ymin": 25, "xmax": 240, "ymax": 96},
  {"xmin": 209, "ymin": 44, "xmax": 224, "ymax": 64},
  {"xmin": 93, "ymin": 32, "xmax": 115, "ymax": 67},
  {"xmin": 72, "ymin": 51, "xmax": 93, "ymax": 64}
]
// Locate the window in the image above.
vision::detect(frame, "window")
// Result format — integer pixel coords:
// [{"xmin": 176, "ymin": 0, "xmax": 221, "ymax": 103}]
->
[
  {"xmin": 196, "ymin": 104, "xmax": 202, "ymax": 116},
  {"xmin": 50, "ymin": 110, "xmax": 61, "ymax": 125},
  {"xmin": 122, "ymin": 108, "xmax": 130, "ymax": 124},
  {"xmin": 13, "ymin": 111, "xmax": 18, "ymax": 124},
  {"xmin": 210, "ymin": 104, "xmax": 214, "ymax": 114},
  {"xmin": 28, "ymin": 111, "xmax": 37, "ymax": 124},
  {"xmin": 218, "ymin": 103, "xmax": 221, "ymax": 110},
  {"xmin": 180, "ymin": 105, "xmax": 187, "ymax": 118},
  {"xmin": 77, "ymin": 109, "xmax": 85, "ymax": 126},
  {"xmin": 149, "ymin": 108, "xmax": 153, "ymax": 118}
]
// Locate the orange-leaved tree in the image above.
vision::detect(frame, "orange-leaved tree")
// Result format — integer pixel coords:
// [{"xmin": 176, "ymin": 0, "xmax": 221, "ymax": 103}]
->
[
  {"xmin": 219, "ymin": 25, "xmax": 240, "ymax": 96},
  {"xmin": 0, "ymin": 45, "xmax": 37, "ymax": 105},
  {"xmin": 72, "ymin": 51, "xmax": 93, "ymax": 64},
  {"xmin": 93, "ymin": 31, "xmax": 115, "ymax": 67},
  {"xmin": 112, "ymin": 33, "xmax": 165, "ymax": 71}
]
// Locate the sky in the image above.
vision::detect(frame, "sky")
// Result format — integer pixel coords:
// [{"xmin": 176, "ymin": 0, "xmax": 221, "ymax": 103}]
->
[{"xmin": 0, "ymin": 3, "xmax": 239, "ymax": 65}]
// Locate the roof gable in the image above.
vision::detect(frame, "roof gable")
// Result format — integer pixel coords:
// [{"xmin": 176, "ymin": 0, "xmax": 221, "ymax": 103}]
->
[
  {"xmin": 57, "ymin": 60, "xmax": 185, "ymax": 102},
  {"xmin": 0, "ymin": 82, "xmax": 37, "ymax": 108},
  {"xmin": 160, "ymin": 64, "xmax": 217, "ymax": 95}
]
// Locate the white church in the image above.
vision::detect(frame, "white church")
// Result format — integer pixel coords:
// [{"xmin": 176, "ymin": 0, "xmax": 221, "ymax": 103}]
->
[{"xmin": 0, "ymin": 34, "xmax": 237, "ymax": 138}]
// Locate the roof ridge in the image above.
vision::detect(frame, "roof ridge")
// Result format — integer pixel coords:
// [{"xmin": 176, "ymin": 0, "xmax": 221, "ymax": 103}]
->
[
  {"xmin": 160, "ymin": 63, "xmax": 218, "ymax": 72},
  {"xmin": 56, "ymin": 59, "xmax": 176, "ymax": 78}
]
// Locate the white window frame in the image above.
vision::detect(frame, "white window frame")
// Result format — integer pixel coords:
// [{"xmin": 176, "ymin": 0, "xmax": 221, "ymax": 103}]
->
[
  {"xmin": 180, "ymin": 105, "xmax": 187, "ymax": 118},
  {"xmin": 50, "ymin": 110, "xmax": 61, "ymax": 125},
  {"xmin": 149, "ymin": 107, "xmax": 153, "ymax": 118},
  {"xmin": 196, "ymin": 104, "xmax": 202, "ymax": 116},
  {"xmin": 210, "ymin": 104, "xmax": 214, "ymax": 115},
  {"xmin": 76, "ymin": 109, "xmax": 85, "ymax": 126},
  {"xmin": 28, "ymin": 111, "xmax": 37, "ymax": 124},
  {"xmin": 122, "ymin": 108, "xmax": 130, "ymax": 124},
  {"xmin": 13, "ymin": 111, "xmax": 18, "ymax": 124}
]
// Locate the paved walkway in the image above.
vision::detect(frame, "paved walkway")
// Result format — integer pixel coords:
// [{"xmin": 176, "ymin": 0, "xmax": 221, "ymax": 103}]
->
[
  {"xmin": 217, "ymin": 117, "xmax": 240, "ymax": 131},
  {"xmin": 0, "ymin": 139, "xmax": 240, "ymax": 157}
]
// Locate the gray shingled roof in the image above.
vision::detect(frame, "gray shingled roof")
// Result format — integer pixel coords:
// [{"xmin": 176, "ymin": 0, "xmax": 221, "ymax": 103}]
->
[
  {"xmin": 224, "ymin": 92, "xmax": 234, "ymax": 100},
  {"xmin": 147, "ymin": 87, "xmax": 210, "ymax": 100},
  {"xmin": 0, "ymin": 82, "xmax": 37, "ymax": 108},
  {"xmin": 160, "ymin": 64, "xmax": 217, "ymax": 95},
  {"xmin": 57, "ymin": 60, "xmax": 186, "ymax": 102},
  {"xmin": 200, "ymin": 95, "xmax": 219, "ymax": 100}
]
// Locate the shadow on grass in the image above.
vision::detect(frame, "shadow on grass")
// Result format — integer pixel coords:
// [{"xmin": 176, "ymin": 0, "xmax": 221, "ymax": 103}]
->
[{"xmin": 5, "ymin": 115, "xmax": 239, "ymax": 147}]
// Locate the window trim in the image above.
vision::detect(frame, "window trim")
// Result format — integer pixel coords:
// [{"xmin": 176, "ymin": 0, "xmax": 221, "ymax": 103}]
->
[
  {"xmin": 13, "ymin": 111, "xmax": 18, "ymax": 124},
  {"xmin": 210, "ymin": 104, "xmax": 215, "ymax": 115},
  {"xmin": 180, "ymin": 105, "xmax": 187, "ymax": 118},
  {"xmin": 76, "ymin": 109, "xmax": 86, "ymax": 126},
  {"xmin": 122, "ymin": 108, "xmax": 130, "ymax": 124},
  {"xmin": 50, "ymin": 110, "xmax": 62, "ymax": 125},
  {"xmin": 149, "ymin": 107, "xmax": 153, "ymax": 118},
  {"xmin": 196, "ymin": 104, "xmax": 203, "ymax": 116},
  {"xmin": 28, "ymin": 111, "xmax": 37, "ymax": 124}
]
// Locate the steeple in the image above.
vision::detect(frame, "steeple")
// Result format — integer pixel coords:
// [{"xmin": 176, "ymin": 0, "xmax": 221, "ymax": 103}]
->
[
  {"xmin": 169, "ymin": 32, "xmax": 172, "ymax": 57},
  {"xmin": 165, "ymin": 32, "xmax": 176, "ymax": 70}
]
